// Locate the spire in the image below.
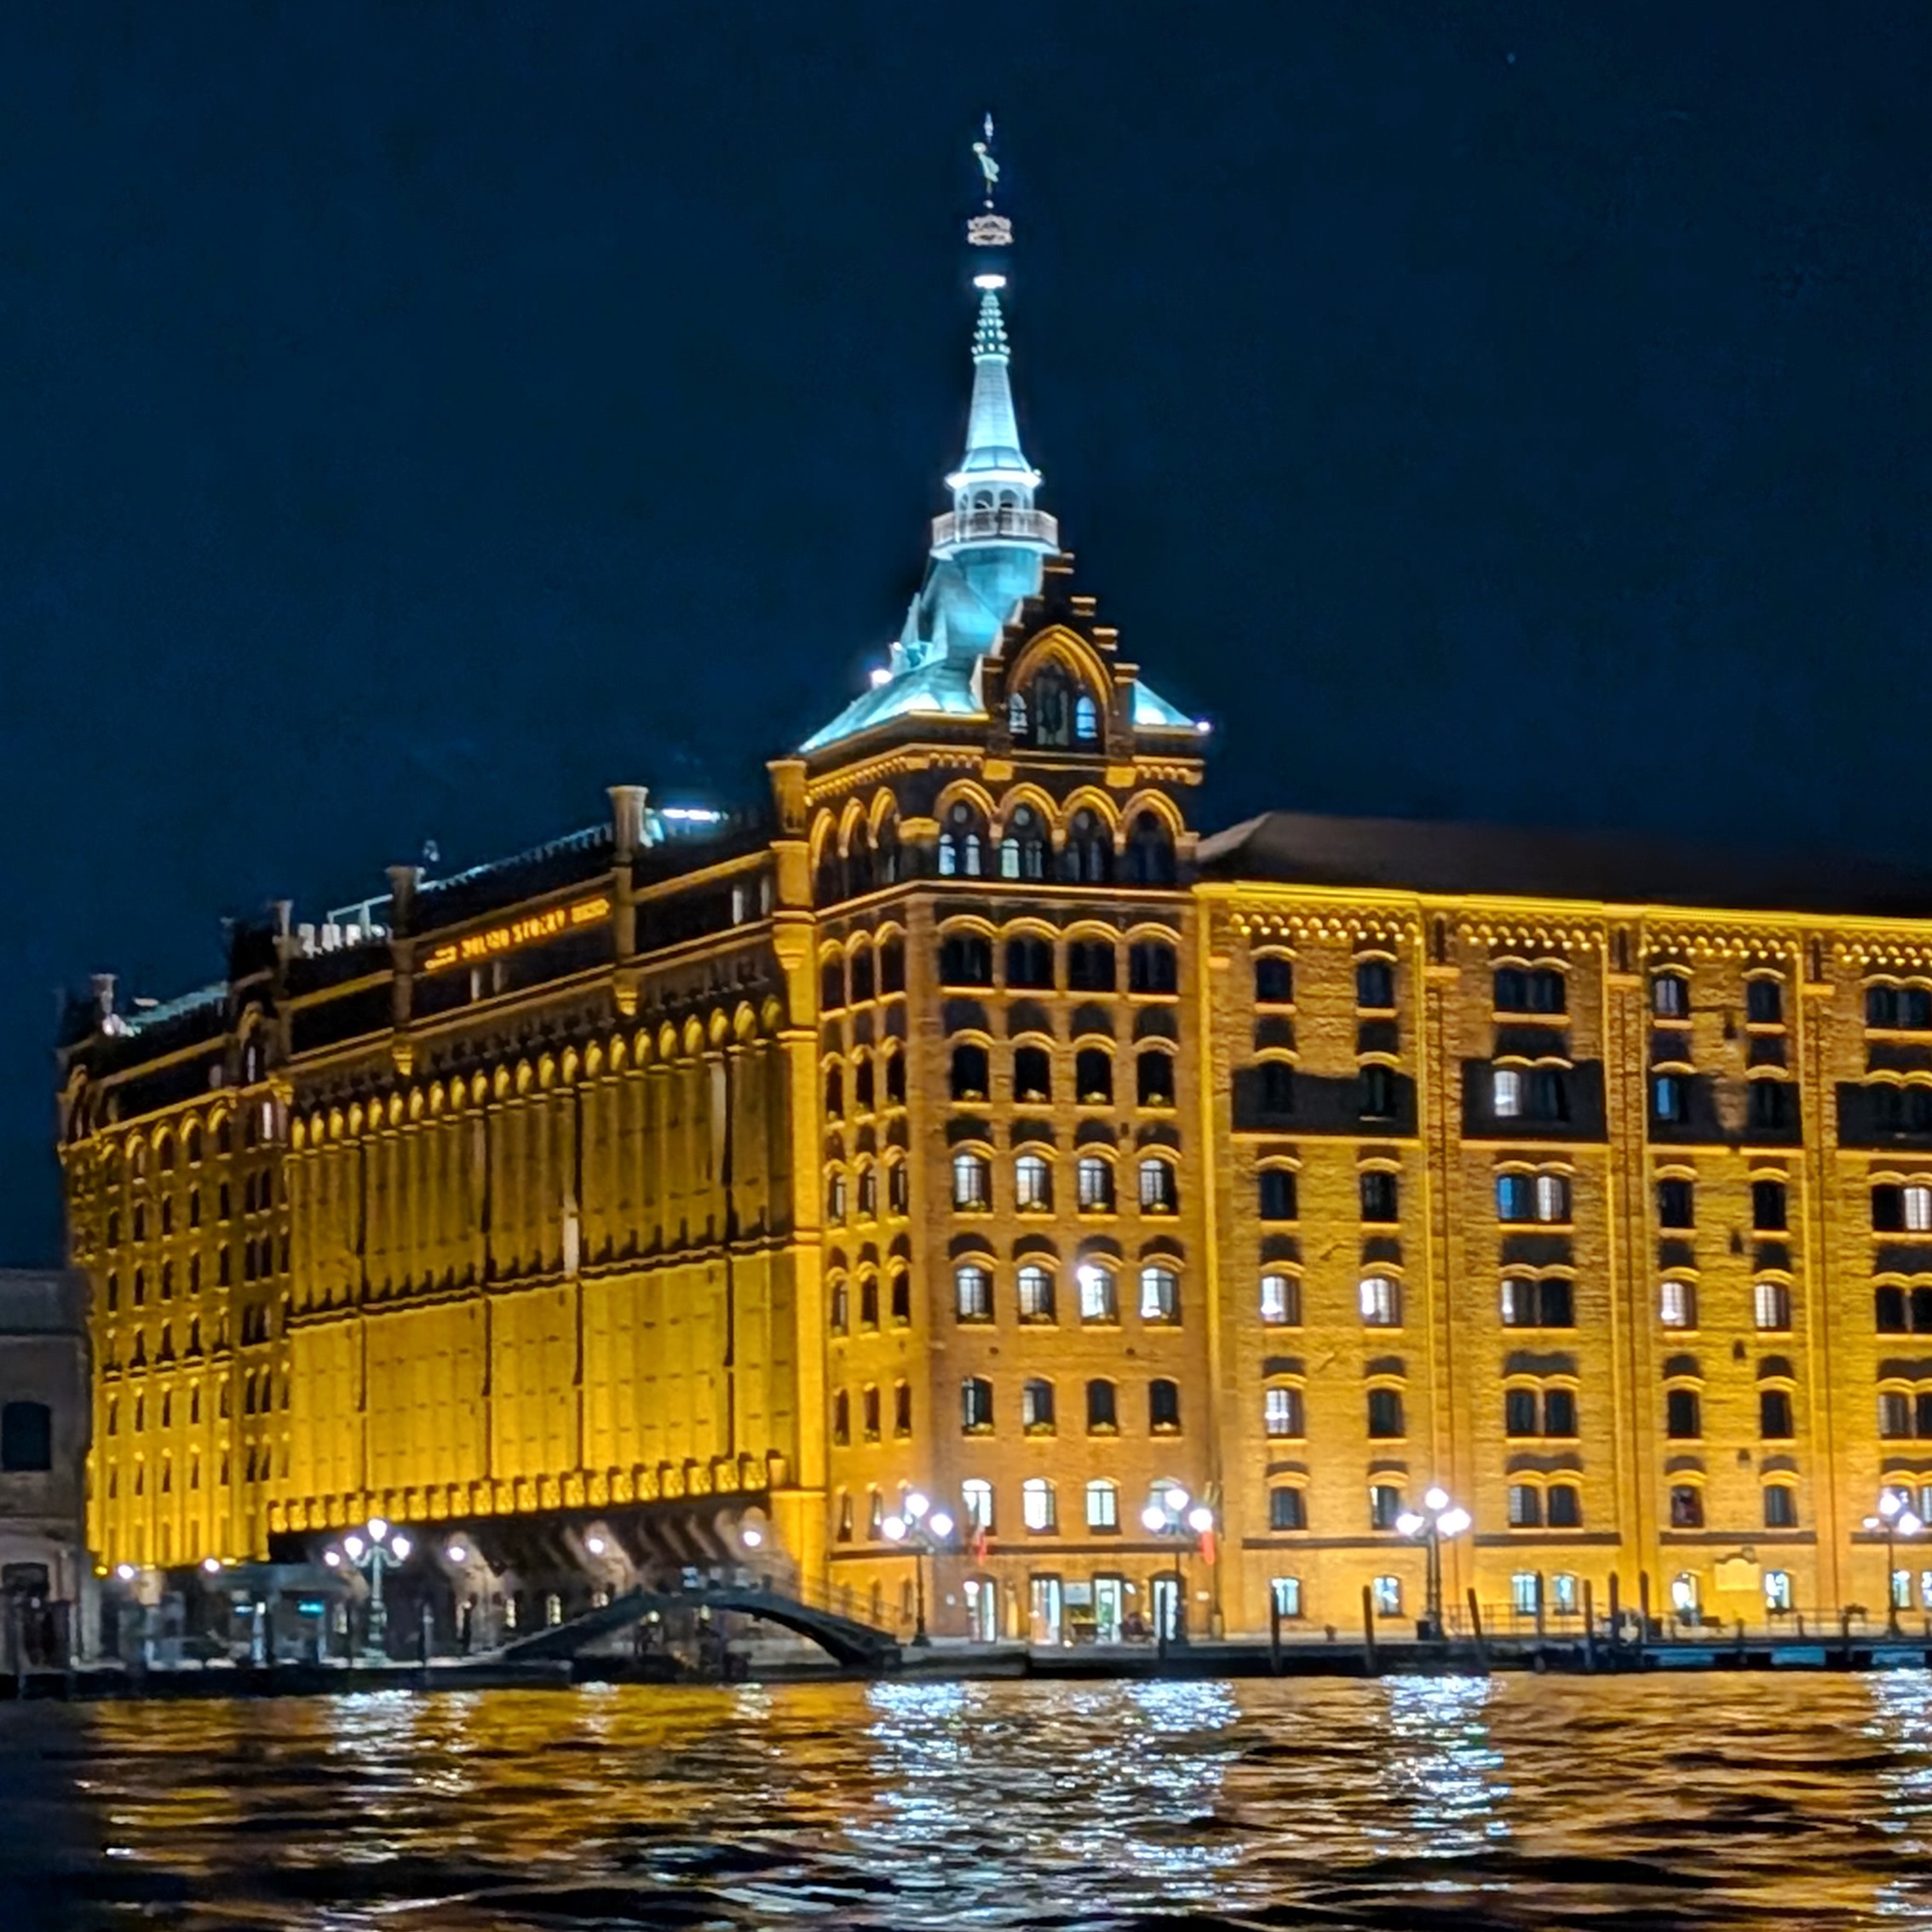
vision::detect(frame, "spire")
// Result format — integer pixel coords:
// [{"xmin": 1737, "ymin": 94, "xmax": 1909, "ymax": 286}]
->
[{"xmin": 934, "ymin": 115, "xmax": 1055, "ymax": 555}]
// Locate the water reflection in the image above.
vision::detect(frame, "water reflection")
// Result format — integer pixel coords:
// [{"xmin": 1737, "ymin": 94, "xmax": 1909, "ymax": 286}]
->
[{"xmin": 8, "ymin": 1675, "xmax": 1932, "ymax": 1929}]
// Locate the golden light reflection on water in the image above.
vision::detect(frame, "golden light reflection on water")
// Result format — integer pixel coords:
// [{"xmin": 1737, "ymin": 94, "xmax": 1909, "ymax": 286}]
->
[{"xmin": 8, "ymin": 1675, "xmax": 1932, "ymax": 1929}]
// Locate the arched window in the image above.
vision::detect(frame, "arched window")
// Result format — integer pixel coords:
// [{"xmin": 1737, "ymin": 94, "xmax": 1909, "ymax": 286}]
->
[
  {"xmin": 829, "ymin": 1279, "xmax": 849, "ymax": 1333},
  {"xmin": 1124, "ymin": 811, "xmax": 1176, "ymax": 886},
  {"xmin": 954, "ymin": 1265, "xmax": 993, "ymax": 1321},
  {"xmin": 963, "ymin": 1377, "xmax": 995, "ymax": 1432},
  {"xmin": 1258, "ymin": 1167, "xmax": 1297, "ymax": 1222},
  {"xmin": 1026, "ymin": 670, "xmax": 1076, "ymax": 747},
  {"xmin": 1067, "ymin": 939, "xmax": 1116, "ymax": 992},
  {"xmin": 858, "ymin": 1274, "xmax": 880, "ymax": 1328},
  {"xmin": 1017, "ymin": 1264, "xmax": 1055, "ymax": 1322},
  {"xmin": 1136, "ymin": 1049, "xmax": 1176, "ymax": 1108},
  {"xmin": 1129, "ymin": 940, "xmax": 1177, "ymax": 994},
  {"xmin": 1064, "ymin": 810, "xmax": 1112, "ymax": 884},
  {"xmin": 1086, "ymin": 1378, "xmax": 1118, "ymax": 1433},
  {"xmin": 938, "ymin": 932, "xmax": 993, "ymax": 986},
  {"xmin": 1077, "ymin": 1263, "xmax": 1118, "ymax": 1324},
  {"xmin": 854, "ymin": 1054, "xmax": 875, "ymax": 1113},
  {"xmin": 1074, "ymin": 1047, "xmax": 1113, "ymax": 1105},
  {"xmin": 823, "ymin": 1065, "xmax": 844, "ymax": 1120},
  {"xmin": 832, "ymin": 1389, "xmax": 851, "ymax": 1445},
  {"xmin": 1074, "ymin": 693, "xmax": 1100, "ymax": 743},
  {"xmin": 1076, "ymin": 1153, "xmax": 1115, "ymax": 1212},
  {"xmin": 1021, "ymin": 1476, "xmax": 1057, "ymax": 1531},
  {"xmin": 1015, "ymin": 1151, "xmax": 1052, "ymax": 1210},
  {"xmin": 952, "ymin": 1153, "xmax": 992, "ymax": 1213},
  {"xmin": 938, "ymin": 802, "xmax": 986, "ymax": 878},
  {"xmin": 883, "ymin": 1048, "xmax": 906, "ymax": 1108},
  {"xmin": 845, "ymin": 822, "xmax": 875, "ymax": 899},
  {"xmin": 825, "ymin": 1168, "xmax": 848, "ymax": 1222},
  {"xmin": 1140, "ymin": 1266, "xmax": 1179, "ymax": 1322},
  {"xmin": 0, "ymin": 1401, "xmax": 52, "ymax": 1472},
  {"xmin": 1138, "ymin": 1158, "xmax": 1178, "ymax": 1215},
  {"xmin": 999, "ymin": 805, "xmax": 1048, "ymax": 881},
  {"xmin": 820, "ymin": 956, "xmax": 845, "ymax": 1012},
  {"xmin": 1148, "ymin": 1378, "xmax": 1182, "ymax": 1431},
  {"xmin": 1084, "ymin": 1477, "xmax": 1118, "ymax": 1530},
  {"xmin": 1004, "ymin": 934, "xmax": 1054, "ymax": 989},
  {"xmin": 1264, "ymin": 1386, "xmax": 1304, "ymax": 1438},
  {"xmin": 1366, "ymin": 1387, "xmax": 1406, "ymax": 1439},
  {"xmin": 1260, "ymin": 1273, "xmax": 1300, "ymax": 1325},
  {"xmin": 950, "ymin": 1043, "xmax": 990, "ymax": 1101},
  {"xmin": 1012, "ymin": 1043, "xmax": 1051, "ymax": 1102},
  {"xmin": 889, "ymin": 1265, "xmax": 911, "ymax": 1322},
  {"xmin": 1022, "ymin": 1378, "xmax": 1055, "ymax": 1433}
]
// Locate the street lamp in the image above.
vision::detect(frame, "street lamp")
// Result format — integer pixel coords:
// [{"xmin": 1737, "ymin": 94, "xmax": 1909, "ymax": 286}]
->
[
  {"xmin": 1394, "ymin": 1486, "xmax": 1472, "ymax": 1640},
  {"xmin": 881, "ymin": 1491, "xmax": 956, "ymax": 1647},
  {"xmin": 323, "ymin": 1517, "xmax": 412, "ymax": 1659},
  {"xmin": 1865, "ymin": 1489, "xmax": 1923, "ymax": 1637},
  {"xmin": 1141, "ymin": 1486, "xmax": 1212, "ymax": 1651}
]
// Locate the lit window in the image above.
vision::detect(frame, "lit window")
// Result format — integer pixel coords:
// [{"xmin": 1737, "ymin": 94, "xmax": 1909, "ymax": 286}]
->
[
  {"xmin": 952, "ymin": 1153, "xmax": 992, "ymax": 1211},
  {"xmin": 1754, "ymin": 1280, "xmax": 1791, "ymax": 1331},
  {"xmin": 1653, "ymin": 1073, "xmax": 1688, "ymax": 1124},
  {"xmin": 961, "ymin": 1377, "xmax": 994, "ymax": 1433},
  {"xmin": 1550, "ymin": 1573, "xmax": 1579, "ymax": 1613},
  {"xmin": 1652, "ymin": 972, "xmax": 1690, "ymax": 1018},
  {"xmin": 1263, "ymin": 1386, "xmax": 1303, "ymax": 1438},
  {"xmin": 1259, "ymin": 1273, "xmax": 1299, "ymax": 1325},
  {"xmin": 1021, "ymin": 1378, "xmax": 1055, "ymax": 1433},
  {"xmin": 1659, "ymin": 1279, "xmax": 1697, "ymax": 1329},
  {"xmin": 1534, "ymin": 1174, "xmax": 1570, "ymax": 1223},
  {"xmin": 1908, "ymin": 1185, "xmax": 1932, "ymax": 1233},
  {"xmin": 1269, "ymin": 1576, "xmax": 1302, "ymax": 1618},
  {"xmin": 1076, "ymin": 1156, "xmax": 1115, "ymax": 1212},
  {"xmin": 1495, "ymin": 1173, "xmax": 1532, "ymax": 1222},
  {"xmin": 1077, "ymin": 1264, "xmax": 1117, "ymax": 1324},
  {"xmin": 1358, "ymin": 1274, "xmax": 1400, "ymax": 1326},
  {"xmin": 1268, "ymin": 1487, "xmax": 1306, "ymax": 1531},
  {"xmin": 1138, "ymin": 1159, "xmax": 1178, "ymax": 1215},
  {"xmin": 1015, "ymin": 1153, "xmax": 1052, "ymax": 1211},
  {"xmin": 1017, "ymin": 1265, "xmax": 1055, "ymax": 1323},
  {"xmin": 1139, "ymin": 1267, "xmax": 1179, "ymax": 1323},
  {"xmin": 1369, "ymin": 1484, "xmax": 1404, "ymax": 1529},
  {"xmin": 1510, "ymin": 1572, "xmax": 1540, "ymax": 1615},
  {"xmin": 1084, "ymin": 1480, "xmax": 1118, "ymax": 1532},
  {"xmin": 1021, "ymin": 1478, "xmax": 1056, "ymax": 1532},
  {"xmin": 1763, "ymin": 1569, "xmax": 1793, "ymax": 1613},
  {"xmin": 961, "ymin": 1479, "xmax": 994, "ymax": 1532},
  {"xmin": 1508, "ymin": 1483, "xmax": 1542, "ymax": 1527},
  {"xmin": 1371, "ymin": 1575, "xmax": 1401, "ymax": 1616},
  {"xmin": 1492, "ymin": 1067, "xmax": 1523, "ymax": 1118},
  {"xmin": 954, "ymin": 1266, "xmax": 993, "ymax": 1322}
]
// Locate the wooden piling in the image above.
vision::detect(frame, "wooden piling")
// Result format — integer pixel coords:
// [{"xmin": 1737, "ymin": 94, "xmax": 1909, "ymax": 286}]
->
[{"xmin": 1361, "ymin": 1584, "xmax": 1377, "ymax": 1677}]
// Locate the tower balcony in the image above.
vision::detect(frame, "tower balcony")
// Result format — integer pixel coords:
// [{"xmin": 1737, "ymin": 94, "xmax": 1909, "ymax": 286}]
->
[{"xmin": 930, "ymin": 506, "xmax": 1060, "ymax": 554}]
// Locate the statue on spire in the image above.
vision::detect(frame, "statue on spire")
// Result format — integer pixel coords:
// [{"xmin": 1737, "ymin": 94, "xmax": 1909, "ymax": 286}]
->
[{"xmin": 966, "ymin": 113, "xmax": 1013, "ymax": 250}]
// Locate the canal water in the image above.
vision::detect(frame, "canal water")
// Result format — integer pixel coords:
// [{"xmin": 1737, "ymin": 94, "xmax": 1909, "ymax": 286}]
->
[{"xmin": 5, "ymin": 1673, "xmax": 1932, "ymax": 1929}]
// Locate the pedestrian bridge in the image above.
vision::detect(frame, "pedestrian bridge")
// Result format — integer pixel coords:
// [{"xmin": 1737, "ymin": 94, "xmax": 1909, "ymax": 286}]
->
[{"xmin": 493, "ymin": 1579, "xmax": 902, "ymax": 1672}]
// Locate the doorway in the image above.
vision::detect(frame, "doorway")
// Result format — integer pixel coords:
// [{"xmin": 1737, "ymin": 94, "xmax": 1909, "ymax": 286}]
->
[
  {"xmin": 1092, "ymin": 1575, "xmax": 1124, "ymax": 1643},
  {"xmin": 1028, "ymin": 1574, "xmax": 1063, "ymax": 1646},
  {"xmin": 963, "ymin": 1575, "xmax": 1000, "ymax": 1642}
]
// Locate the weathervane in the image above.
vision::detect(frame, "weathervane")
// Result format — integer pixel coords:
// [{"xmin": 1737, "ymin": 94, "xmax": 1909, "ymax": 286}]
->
[{"xmin": 966, "ymin": 112, "xmax": 1013, "ymax": 250}]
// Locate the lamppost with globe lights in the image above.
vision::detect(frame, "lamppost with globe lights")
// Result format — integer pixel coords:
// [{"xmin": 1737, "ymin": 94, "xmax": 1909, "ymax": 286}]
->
[
  {"xmin": 1394, "ymin": 1487, "xmax": 1472, "ymax": 1640},
  {"xmin": 322, "ymin": 1517, "xmax": 412, "ymax": 1659},
  {"xmin": 880, "ymin": 1491, "xmax": 955, "ymax": 1645},
  {"xmin": 1140, "ymin": 1485, "xmax": 1215, "ymax": 1651},
  {"xmin": 1865, "ymin": 1489, "xmax": 1923, "ymax": 1637}
]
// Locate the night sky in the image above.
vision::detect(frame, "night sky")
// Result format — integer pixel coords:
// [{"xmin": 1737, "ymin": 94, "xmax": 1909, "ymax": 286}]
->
[{"xmin": 3, "ymin": 3, "xmax": 1930, "ymax": 1261}]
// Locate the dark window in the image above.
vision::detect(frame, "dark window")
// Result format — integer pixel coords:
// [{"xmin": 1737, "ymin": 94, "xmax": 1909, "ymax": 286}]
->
[
  {"xmin": 1013, "ymin": 1044, "xmax": 1051, "ymax": 1103},
  {"xmin": 1877, "ymin": 1284, "xmax": 1908, "ymax": 1332},
  {"xmin": 1004, "ymin": 935, "xmax": 1054, "ymax": 990},
  {"xmin": 1268, "ymin": 1487, "xmax": 1307, "ymax": 1532},
  {"xmin": 1258, "ymin": 1061, "xmax": 1295, "ymax": 1115},
  {"xmin": 1254, "ymin": 956, "xmax": 1293, "ymax": 1004},
  {"xmin": 1653, "ymin": 973, "xmax": 1690, "ymax": 1018},
  {"xmin": 823, "ymin": 1067, "xmax": 843, "ymax": 1120},
  {"xmin": 1763, "ymin": 1486, "xmax": 1797, "ymax": 1529},
  {"xmin": 1504, "ymin": 1389, "xmax": 1538, "ymax": 1437},
  {"xmin": 1021, "ymin": 1378, "xmax": 1055, "ymax": 1432},
  {"xmin": 0, "ymin": 1402, "xmax": 52, "ymax": 1473},
  {"xmin": 1085, "ymin": 1378, "xmax": 1118, "ymax": 1433},
  {"xmin": 1359, "ymin": 1065, "xmax": 1397, "ymax": 1120},
  {"xmin": 849, "ymin": 951, "xmax": 875, "ymax": 1003},
  {"xmin": 880, "ymin": 936, "xmax": 906, "ymax": 993},
  {"xmin": 1538, "ymin": 1278, "xmax": 1574, "ymax": 1326},
  {"xmin": 831, "ymin": 1390, "xmax": 850, "ymax": 1446},
  {"xmin": 885, "ymin": 1051, "xmax": 906, "ymax": 1107},
  {"xmin": 1670, "ymin": 1485, "xmax": 1705, "ymax": 1528},
  {"xmin": 820, "ymin": 957, "xmax": 844, "ymax": 1012},
  {"xmin": 1748, "ymin": 1080, "xmax": 1795, "ymax": 1131},
  {"xmin": 1356, "ymin": 959, "xmax": 1394, "ymax": 1009},
  {"xmin": 1067, "ymin": 941, "xmax": 1117, "ymax": 992},
  {"xmin": 889, "ymin": 1270, "xmax": 910, "ymax": 1322},
  {"xmin": 1665, "ymin": 1389, "xmax": 1701, "ymax": 1439},
  {"xmin": 1366, "ymin": 1387, "xmax": 1405, "ymax": 1439},
  {"xmin": 860, "ymin": 1276, "xmax": 879, "ymax": 1326},
  {"xmin": 862, "ymin": 1387, "xmax": 881, "ymax": 1440},
  {"xmin": 1370, "ymin": 1484, "xmax": 1404, "ymax": 1530},
  {"xmin": 1528, "ymin": 1067, "xmax": 1569, "ymax": 1122},
  {"xmin": 1653, "ymin": 1074, "xmax": 1688, "ymax": 1124},
  {"xmin": 1544, "ymin": 1388, "xmax": 1578, "ymax": 1436},
  {"xmin": 1025, "ymin": 669, "xmax": 1076, "ymax": 747},
  {"xmin": 961, "ymin": 1377, "xmax": 994, "ymax": 1433},
  {"xmin": 1359, "ymin": 1170, "xmax": 1400, "ymax": 1222},
  {"xmin": 939, "ymin": 933, "xmax": 993, "ymax": 986},
  {"xmin": 1258, "ymin": 1168, "xmax": 1297, "ymax": 1222},
  {"xmin": 854, "ymin": 1058, "xmax": 875, "ymax": 1112},
  {"xmin": 1874, "ymin": 1184, "xmax": 1905, "ymax": 1232},
  {"xmin": 1495, "ymin": 966, "xmax": 1566, "ymax": 1013},
  {"xmin": 1746, "ymin": 979, "xmax": 1784, "ymax": 1025},
  {"xmin": 949, "ymin": 1044, "xmax": 989, "ymax": 1102},
  {"xmin": 1065, "ymin": 810, "xmax": 1113, "ymax": 885},
  {"xmin": 1148, "ymin": 1378, "xmax": 1182, "ymax": 1432},
  {"xmin": 1657, "ymin": 1178, "xmax": 1694, "ymax": 1229},
  {"xmin": 1493, "ymin": 966, "xmax": 1527, "ymax": 1012},
  {"xmin": 1136, "ymin": 1050, "xmax": 1176, "ymax": 1108},
  {"xmin": 1546, "ymin": 1483, "xmax": 1583, "ymax": 1528},
  {"xmin": 1129, "ymin": 942, "xmax": 1178, "ymax": 994},
  {"xmin": 1759, "ymin": 1389, "xmax": 1794, "ymax": 1440},
  {"xmin": 1751, "ymin": 1180, "xmax": 1787, "ymax": 1232},
  {"xmin": 1124, "ymin": 812, "xmax": 1176, "ymax": 886},
  {"xmin": 1075, "ymin": 1048, "xmax": 1113, "ymax": 1105},
  {"xmin": 894, "ymin": 1383, "xmax": 912, "ymax": 1436}
]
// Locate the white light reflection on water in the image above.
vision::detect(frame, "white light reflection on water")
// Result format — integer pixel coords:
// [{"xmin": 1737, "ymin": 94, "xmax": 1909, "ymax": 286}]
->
[
  {"xmin": 1863, "ymin": 1669, "xmax": 1932, "ymax": 1920},
  {"xmin": 844, "ymin": 1678, "xmax": 1251, "ymax": 1926},
  {"xmin": 1374, "ymin": 1675, "xmax": 1509, "ymax": 1866}
]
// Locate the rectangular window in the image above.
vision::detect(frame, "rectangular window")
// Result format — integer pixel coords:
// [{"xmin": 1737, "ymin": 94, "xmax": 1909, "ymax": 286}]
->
[
  {"xmin": 1263, "ymin": 1386, "xmax": 1302, "ymax": 1438},
  {"xmin": 1908, "ymin": 1185, "xmax": 1932, "ymax": 1233},
  {"xmin": 1360, "ymin": 1170, "xmax": 1400, "ymax": 1222},
  {"xmin": 1268, "ymin": 1487, "xmax": 1306, "ymax": 1532},
  {"xmin": 1669, "ymin": 1484, "xmax": 1704, "ymax": 1528},
  {"xmin": 1258, "ymin": 1169, "xmax": 1297, "ymax": 1222},
  {"xmin": 1657, "ymin": 1177, "xmax": 1694, "ymax": 1228},
  {"xmin": 1652, "ymin": 972, "xmax": 1690, "ymax": 1017},
  {"xmin": 1546, "ymin": 1483, "xmax": 1582, "ymax": 1528},
  {"xmin": 1653, "ymin": 1073, "xmax": 1688, "ymax": 1124},
  {"xmin": 1751, "ymin": 1179, "xmax": 1788, "ymax": 1232},
  {"xmin": 1492, "ymin": 1067, "xmax": 1523, "ymax": 1118},
  {"xmin": 1369, "ymin": 1484, "xmax": 1404, "ymax": 1530},
  {"xmin": 955, "ymin": 1267, "xmax": 993, "ymax": 1322},
  {"xmin": 1371, "ymin": 1574, "xmax": 1401, "ymax": 1616},
  {"xmin": 1550, "ymin": 1573, "xmax": 1579, "ymax": 1613},
  {"xmin": 1269, "ymin": 1576, "xmax": 1302, "ymax": 1619},
  {"xmin": 1753, "ymin": 1281, "xmax": 1791, "ymax": 1331},
  {"xmin": 1762, "ymin": 1485, "xmax": 1797, "ymax": 1529},
  {"xmin": 1084, "ymin": 1481, "xmax": 1118, "ymax": 1532},
  {"xmin": 1495, "ymin": 1173, "xmax": 1532, "ymax": 1222},
  {"xmin": 1510, "ymin": 1572, "xmax": 1540, "ymax": 1615},
  {"xmin": 1659, "ymin": 1279, "xmax": 1697, "ymax": 1329},
  {"xmin": 1077, "ymin": 1265, "xmax": 1117, "ymax": 1325},
  {"xmin": 1763, "ymin": 1569, "xmax": 1793, "ymax": 1613},
  {"xmin": 1508, "ymin": 1483, "xmax": 1542, "ymax": 1527},
  {"xmin": 961, "ymin": 1479, "xmax": 994, "ymax": 1532},
  {"xmin": 1358, "ymin": 1275, "xmax": 1400, "ymax": 1326},
  {"xmin": 1534, "ymin": 1174, "xmax": 1570, "ymax": 1223},
  {"xmin": 1021, "ymin": 1480, "xmax": 1056, "ymax": 1532}
]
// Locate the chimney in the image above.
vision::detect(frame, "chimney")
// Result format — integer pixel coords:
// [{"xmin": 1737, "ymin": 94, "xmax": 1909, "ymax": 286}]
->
[{"xmin": 609, "ymin": 785, "xmax": 650, "ymax": 865}]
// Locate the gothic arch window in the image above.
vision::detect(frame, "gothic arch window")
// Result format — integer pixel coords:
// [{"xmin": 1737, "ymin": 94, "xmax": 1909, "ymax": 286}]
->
[
  {"xmin": 1125, "ymin": 810, "xmax": 1176, "ymax": 885},
  {"xmin": 939, "ymin": 802, "xmax": 986, "ymax": 879},
  {"xmin": 1000, "ymin": 805, "xmax": 1048, "ymax": 881},
  {"xmin": 1064, "ymin": 809, "xmax": 1112, "ymax": 884},
  {"xmin": 1074, "ymin": 693, "xmax": 1100, "ymax": 743},
  {"xmin": 875, "ymin": 810, "xmax": 901, "ymax": 885},
  {"xmin": 1026, "ymin": 667, "xmax": 1076, "ymax": 748},
  {"xmin": 845, "ymin": 822, "xmax": 875, "ymax": 899}
]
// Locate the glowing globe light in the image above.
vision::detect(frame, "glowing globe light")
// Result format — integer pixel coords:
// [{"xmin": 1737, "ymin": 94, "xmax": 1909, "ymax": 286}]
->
[
  {"xmin": 1394, "ymin": 1511, "xmax": 1425, "ymax": 1538},
  {"xmin": 1438, "ymin": 1508, "xmax": 1473, "ymax": 1538},
  {"xmin": 585, "ymin": 1535, "xmax": 607, "ymax": 1558},
  {"xmin": 114, "ymin": 1562, "xmax": 136, "ymax": 1582},
  {"xmin": 201, "ymin": 1555, "xmax": 222, "ymax": 1574},
  {"xmin": 366, "ymin": 1517, "xmax": 389, "ymax": 1543},
  {"xmin": 389, "ymin": 1534, "xmax": 411, "ymax": 1561},
  {"xmin": 1186, "ymin": 1505, "xmax": 1214, "ymax": 1535},
  {"xmin": 881, "ymin": 1515, "xmax": 908, "ymax": 1542},
  {"xmin": 342, "ymin": 1535, "xmax": 365, "ymax": 1561},
  {"xmin": 446, "ymin": 1544, "xmax": 468, "ymax": 1565},
  {"xmin": 1141, "ymin": 1504, "xmax": 1166, "ymax": 1534},
  {"xmin": 1163, "ymin": 1486, "xmax": 1189, "ymax": 1514},
  {"xmin": 741, "ymin": 1527, "xmax": 764, "ymax": 1550},
  {"xmin": 1424, "ymin": 1486, "xmax": 1450, "ymax": 1512},
  {"xmin": 905, "ymin": 1492, "xmax": 930, "ymax": 1522},
  {"xmin": 929, "ymin": 1512, "xmax": 955, "ymax": 1540},
  {"xmin": 323, "ymin": 1550, "xmax": 342, "ymax": 1568}
]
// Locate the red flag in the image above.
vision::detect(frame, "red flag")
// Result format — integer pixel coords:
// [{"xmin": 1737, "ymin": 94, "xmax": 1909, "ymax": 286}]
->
[{"xmin": 1198, "ymin": 1527, "xmax": 1217, "ymax": 1567}]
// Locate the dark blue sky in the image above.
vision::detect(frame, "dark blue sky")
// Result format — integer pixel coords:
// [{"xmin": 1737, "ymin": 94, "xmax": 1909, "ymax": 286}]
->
[{"xmin": 3, "ymin": 3, "xmax": 1930, "ymax": 1260}]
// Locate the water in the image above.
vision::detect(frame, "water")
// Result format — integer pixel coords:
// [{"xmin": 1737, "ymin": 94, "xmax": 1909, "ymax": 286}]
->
[{"xmin": 6, "ymin": 1673, "xmax": 1932, "ymax": 1929}]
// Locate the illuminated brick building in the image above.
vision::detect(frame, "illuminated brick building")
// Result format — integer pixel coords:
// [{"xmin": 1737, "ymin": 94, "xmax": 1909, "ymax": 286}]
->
[{"xmin": 57, "ymin": 139, "xmax": 1932, "ymax": 1645}]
